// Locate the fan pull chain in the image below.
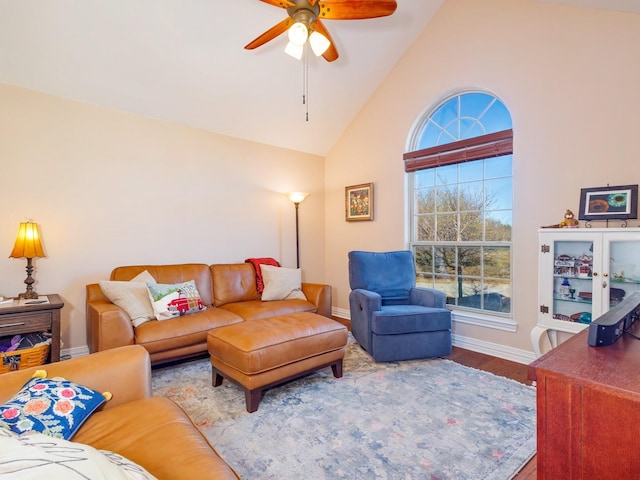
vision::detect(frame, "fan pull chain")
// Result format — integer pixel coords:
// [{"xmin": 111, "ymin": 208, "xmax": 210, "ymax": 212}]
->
[{"xmin": 303, "ymin": 44, "xmax": 309, "ymax": 122}]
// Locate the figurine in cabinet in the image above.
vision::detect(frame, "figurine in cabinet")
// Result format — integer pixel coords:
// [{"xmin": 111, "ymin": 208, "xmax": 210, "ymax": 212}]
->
[{"xmin": 578, "ymin": 254, "xmax": 592, "ymax": 278}]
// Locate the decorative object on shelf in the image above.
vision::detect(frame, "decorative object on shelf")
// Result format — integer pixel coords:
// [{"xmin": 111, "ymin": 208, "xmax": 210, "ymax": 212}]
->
[
  {"xmin": 578, "ymin": 184, "xmax": 638, "ymax": 223},
  {"xmin": 9, "ymin": 222, "xmax": 45, "ymax": 299},
  {"xmin": 559, "ymin": 277, "xmax": 572, "ymax": 299},
  {"xmin": 288, "ymin": 192, "xmax": 309, "ymax": 268},
  {"xmin": 345, "ymin": 183, "xmax": 373, "ymax": 222},
  {"xmin": 569, "ymin": 312, "xmax": 591, "ymax": 324},
  {"xmin": 541, "ymin": 209, "xmax": 580, "ymax": 228},
  {"xmin": 578, "ymin": 254, "xmax": 592, "ymax": 277}
]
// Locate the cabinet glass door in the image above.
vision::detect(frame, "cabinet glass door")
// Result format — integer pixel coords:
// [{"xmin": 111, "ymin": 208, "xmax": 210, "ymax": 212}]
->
[
  {"xmin": 607, "ymin": 239, "xmax": 640, "ymax": 308},
  {"xmin": 551, "ymin": 239, "xmax": 596, "ymax": 326}
]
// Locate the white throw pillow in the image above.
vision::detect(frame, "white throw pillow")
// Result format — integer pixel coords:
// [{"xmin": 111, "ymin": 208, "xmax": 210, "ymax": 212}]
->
[
  {"xmin": 0, "ymin": 428, "xmax": 157, "ymax": 480},
  {"xmin": 98, "ymin": 270, "xmax": 157, "ymax": 327},
  {"xmin": 260, "ymin": 265, "xmax": 307, "ymax": 301}
]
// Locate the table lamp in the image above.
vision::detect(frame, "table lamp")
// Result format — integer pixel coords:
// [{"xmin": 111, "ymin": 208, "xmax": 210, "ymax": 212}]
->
[{"xmin": 9, "ymin": 222, "xmax": 45, "ymax": 299}]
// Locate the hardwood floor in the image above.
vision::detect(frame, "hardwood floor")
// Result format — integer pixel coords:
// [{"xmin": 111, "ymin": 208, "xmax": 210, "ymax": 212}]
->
[{"xmin": 333, "ymin": 317, "xmax": 537, "ymax": 479}]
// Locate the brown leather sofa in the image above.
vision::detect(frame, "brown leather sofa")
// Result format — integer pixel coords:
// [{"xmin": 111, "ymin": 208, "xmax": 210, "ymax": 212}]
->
[
  {"xmin": 0, "ymin": 345, "xmax": 240, "ymax": 480},
  {"xmin": 86, "ymin": 263, "xmax": 332, "ymax": 365}
]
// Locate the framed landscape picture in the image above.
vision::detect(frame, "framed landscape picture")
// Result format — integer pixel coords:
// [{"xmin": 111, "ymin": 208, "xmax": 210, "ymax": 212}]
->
[
  {"xmin": 345, "ymin": 183, "xmax": 373, "ymax": 222},
  {"xmin": 578, "ymin": 184, "xmax": 638, "ymax": 221}
]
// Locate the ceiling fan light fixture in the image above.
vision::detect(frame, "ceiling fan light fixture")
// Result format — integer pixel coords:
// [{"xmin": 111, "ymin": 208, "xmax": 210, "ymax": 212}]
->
[
  {"xmin": 288, "ymin": 21, "xmax": 309, "ymax": 46},
  {"xmin": 284, "ymin": 41, "xmax": 304, "ymax": 60},
  {"xmin": 309, "ymin": 31, "xmax": 330, "ymax": 56}
]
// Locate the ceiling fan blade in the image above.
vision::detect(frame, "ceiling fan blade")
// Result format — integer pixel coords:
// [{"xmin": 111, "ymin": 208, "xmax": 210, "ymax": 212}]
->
[
  {"xmin": 318, "ymin": 0, "xmax": 397, "ymax": 20},
  {"xmin": 259, "ymin": 0, "xmax": 295, "ymax": 8},
  {"xmin": 245, "ymin": 17, "xmax": 293, "ymax": 50},
  {"xmin": 312, "ymin": 19, "xmax": 339, "ymax": 62}
]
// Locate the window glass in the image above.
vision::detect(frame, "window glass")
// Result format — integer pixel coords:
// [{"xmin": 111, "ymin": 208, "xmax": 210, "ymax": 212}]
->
[{"xmin": 459, "ymin": 162, "xmax": 483, "ymax": 182}]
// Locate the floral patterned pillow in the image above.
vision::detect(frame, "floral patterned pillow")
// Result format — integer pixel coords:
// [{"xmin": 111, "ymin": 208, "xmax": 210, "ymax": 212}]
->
[{"xmin": 0, "ymin": 376, "xmax": 108, "ymax": 440}]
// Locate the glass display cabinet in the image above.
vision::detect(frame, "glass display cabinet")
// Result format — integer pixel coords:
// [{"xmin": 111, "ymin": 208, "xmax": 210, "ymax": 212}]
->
[{"xmin": 531, "ymin": 228, "xmax": 640, "ymax": 356}]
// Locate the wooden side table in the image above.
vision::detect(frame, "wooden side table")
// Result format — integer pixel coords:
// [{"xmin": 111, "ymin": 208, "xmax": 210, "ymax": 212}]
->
[{"xmin": 0, "ymin": 294, "xmax": 64, "ymax": 364}]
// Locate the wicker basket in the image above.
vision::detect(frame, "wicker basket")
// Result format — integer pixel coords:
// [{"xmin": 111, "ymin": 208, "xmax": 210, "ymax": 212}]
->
[{"xmin": 0, "ymin": 341, "xmax": 50, "ymax": 373}]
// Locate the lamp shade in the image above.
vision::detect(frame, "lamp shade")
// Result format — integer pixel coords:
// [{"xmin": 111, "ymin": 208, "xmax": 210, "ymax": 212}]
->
[
  {"xmin": 288, "ymin": 192, "xmax": 309, "ymax": 204},
  {"xmin": 288, "ymin": 22, "xmax": 308, "ymax": 46},
  {"xmin": 10, "ymin": 222, "xmax": 45, "ymax": 259},
  {"xmin": 309, "ymin": 31, "xmax": 330, "ymax": 56},
  {"xmin": 284, "ymin": 41, "xmax": 304, "ymax": 60}
]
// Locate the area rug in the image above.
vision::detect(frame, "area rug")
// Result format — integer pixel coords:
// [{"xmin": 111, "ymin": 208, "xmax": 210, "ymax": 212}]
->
[{"xmin": 152, "ymin": 336, "xmax": 536, "ymax": 480}]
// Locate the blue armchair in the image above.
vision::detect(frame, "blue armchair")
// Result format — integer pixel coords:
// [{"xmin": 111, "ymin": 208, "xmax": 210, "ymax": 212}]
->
[{"xmin": 348, "ymin": 250, "xmax": 452, "ymax": 362}]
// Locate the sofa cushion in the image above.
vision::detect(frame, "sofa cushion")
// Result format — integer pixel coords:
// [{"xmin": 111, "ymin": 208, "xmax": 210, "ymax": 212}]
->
[
  {"xmin": 0, "ymin": 376, "xmax": 108, "ymax": 440},
  {"xmin": 146, "ymin": 280, "xmax": 205, "ymax": 320},
  {"xmin": 260, "ymin": 265, "xmax": 307, "ymax": 301},
  {"xmin": 99, "ymin": 270, "xmax": 157, "ymax": 327},
  {"xmin": 134, "ymin": 308, "xmax": 243, "ymax": 354},
  {"xmin": 372, "ymin": 305, "xmax": 452, "ymax": 335},
  {"xmin": 0, "ymin": 428, "xmax": 158, "ymax": 480},
  {"xmin": 211, "ymin": 264, "xmax": 261, "ymax": 307},
  {"xmin": 73, "ymin": 397, "xmax": 240, "ymax": 480}
]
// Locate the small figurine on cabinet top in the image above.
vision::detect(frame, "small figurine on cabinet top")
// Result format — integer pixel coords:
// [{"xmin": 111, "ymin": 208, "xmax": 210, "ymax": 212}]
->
[{"xmin": 541, "ymin": 209, "xmax": 580, "ymax": 229}]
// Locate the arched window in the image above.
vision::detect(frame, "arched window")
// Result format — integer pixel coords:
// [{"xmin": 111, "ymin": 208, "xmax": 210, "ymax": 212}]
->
[{"xmin": 405, "ymin": 91, "xmax": 513, "ymax": 316}]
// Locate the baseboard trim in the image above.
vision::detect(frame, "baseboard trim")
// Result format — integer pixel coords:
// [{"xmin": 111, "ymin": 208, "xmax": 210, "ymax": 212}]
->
[
  {"xmin": 332, "ymin": 306, "xmax": 350, "ymax": 319},
  {"xmin": 452, "ymin": 334, "xmax": 535, "ymax": 365},
  {"xmin": 331, "ymin": 307, "xmax": 535, "ymax": 365},
  {"xmin": 61, "ymin": 345, "xmax": 90, "ymax": 360}
]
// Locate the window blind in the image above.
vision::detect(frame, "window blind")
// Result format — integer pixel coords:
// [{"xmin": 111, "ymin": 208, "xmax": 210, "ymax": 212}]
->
[{"xmin": 403, "ymin": 129, "xmax": 513, "ymax": 173}]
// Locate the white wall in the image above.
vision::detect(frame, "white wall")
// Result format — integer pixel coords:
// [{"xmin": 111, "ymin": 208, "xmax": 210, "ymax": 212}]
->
[
  {"xmin": 0, "ymin": 84, "xmax": 325, "ymax": 352},
  {"xmin": 324, "ymin": 0, "xmax": 640, "ymax": 354}
]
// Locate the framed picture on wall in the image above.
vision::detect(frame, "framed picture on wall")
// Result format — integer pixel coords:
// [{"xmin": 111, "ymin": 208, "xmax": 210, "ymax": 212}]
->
[
  {"xmin": 345, "ymin": 183, "xmax": 374, "ymax": 222},
  {"xmin": 578, "ymin": 184, "xmax": 638, "ymax": 221}
]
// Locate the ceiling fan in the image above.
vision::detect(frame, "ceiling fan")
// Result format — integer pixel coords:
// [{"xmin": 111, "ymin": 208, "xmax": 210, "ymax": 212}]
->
[{"xmin": 245, "ymin": 0, "xmax": 398, "ymax": 62}]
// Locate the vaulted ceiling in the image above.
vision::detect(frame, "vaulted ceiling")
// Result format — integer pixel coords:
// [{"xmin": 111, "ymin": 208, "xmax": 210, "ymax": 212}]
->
[{"xmin": 1, "ymin": 0, "xmax": 637, "ymax": 156}]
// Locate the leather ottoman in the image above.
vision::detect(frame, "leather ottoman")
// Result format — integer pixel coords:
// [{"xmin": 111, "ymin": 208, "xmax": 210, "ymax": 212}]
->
[{"xmin": 207, "ymin": 312, "xmax": 348, "ymax": 412}]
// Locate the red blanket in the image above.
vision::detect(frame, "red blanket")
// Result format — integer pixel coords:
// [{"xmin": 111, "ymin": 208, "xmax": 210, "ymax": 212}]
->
[{"xmin": 245, "ymin": 257, "xmax": 280, "ymax": 293}]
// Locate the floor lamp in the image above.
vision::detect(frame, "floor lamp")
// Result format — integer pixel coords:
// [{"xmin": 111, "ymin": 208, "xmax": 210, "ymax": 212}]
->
[{"xmin": 288, "ymin": 192, "xmax": 309, "ymax": 268}]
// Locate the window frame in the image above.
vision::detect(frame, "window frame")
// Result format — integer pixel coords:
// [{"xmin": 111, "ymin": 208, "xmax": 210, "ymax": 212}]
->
[{"xmin": 406, "ymin": 91, "xmax": 515, "ymax": 327}]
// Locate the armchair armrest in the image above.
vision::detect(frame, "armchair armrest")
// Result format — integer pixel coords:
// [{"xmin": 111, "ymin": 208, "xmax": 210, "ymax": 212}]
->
[
  {"xmin": 410, "ymin": 287, "xmax": 448, "ymax": 308},
  {"xmin": 0, "ymin": 345, "xmax": 152, "ymax": 408},
  {"xmin": 301, "ymin": 282, "xmax": 332, "ymax": 318},
  {"xmin": 350, "ymin": 289, "xmax": 382, "ymax": 314},
  {"xmin": 86, "ymin": 283, "xmax": 135, "ymax": 353},
  {"xmin": 348, "ymin": 289, "xmax": 382, "ymax": 353}
]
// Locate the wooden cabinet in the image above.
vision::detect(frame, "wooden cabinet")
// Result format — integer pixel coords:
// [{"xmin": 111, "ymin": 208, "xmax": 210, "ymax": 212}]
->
[
  {"xmin": 529, "ymin": 326, "xmax": 640, "ymax": 479},
  {"xmin": 531, "ymin": 228, "xmax": 640, "ymax": 356},
  {"xmin": 0, "ymin": 294, "xmax": 63, "ymax": 364}
]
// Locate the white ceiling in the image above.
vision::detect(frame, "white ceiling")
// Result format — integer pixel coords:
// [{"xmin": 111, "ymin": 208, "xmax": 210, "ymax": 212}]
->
[{"xmin": 1, "ymin": 0, "xmax": 638, "ymax": 156}]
